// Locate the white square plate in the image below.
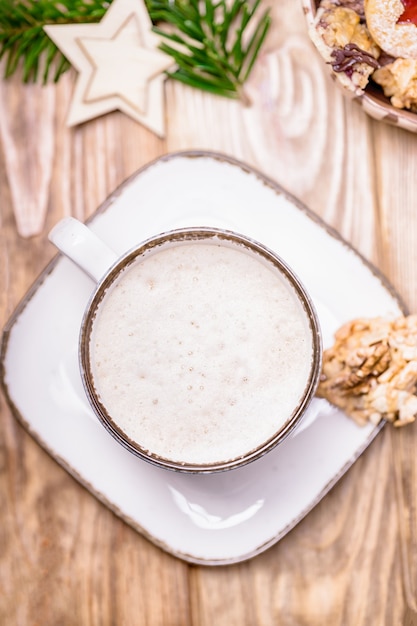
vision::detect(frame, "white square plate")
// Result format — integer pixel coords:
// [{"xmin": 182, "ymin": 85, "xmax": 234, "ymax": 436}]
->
[{"xmin": 0, "ymin": 151, "xmax": 406, "ymax": 565}]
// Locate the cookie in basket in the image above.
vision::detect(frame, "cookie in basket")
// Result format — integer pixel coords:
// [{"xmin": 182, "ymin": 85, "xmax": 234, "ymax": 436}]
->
[{"xmin": 307, "ymin": 0, "xmax": 381, "ymax": 95}]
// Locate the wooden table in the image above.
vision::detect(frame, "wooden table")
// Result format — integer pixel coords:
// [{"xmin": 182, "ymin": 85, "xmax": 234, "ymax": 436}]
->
[{"xmin": 1, "ymin": 1, "xmax": 417, "ymax": 624}]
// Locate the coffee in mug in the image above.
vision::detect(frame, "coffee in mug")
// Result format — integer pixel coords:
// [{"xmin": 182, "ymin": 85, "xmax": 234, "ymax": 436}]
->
[{"xmin": 50, "ymin": 221, "xmax": 322, "ymax": 472}]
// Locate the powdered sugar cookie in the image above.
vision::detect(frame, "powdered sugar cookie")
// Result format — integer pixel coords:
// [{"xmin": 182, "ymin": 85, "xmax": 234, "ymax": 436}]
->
[{"xmin": 365, "ymin": 0, "xmax": 417, "ymax": 58}]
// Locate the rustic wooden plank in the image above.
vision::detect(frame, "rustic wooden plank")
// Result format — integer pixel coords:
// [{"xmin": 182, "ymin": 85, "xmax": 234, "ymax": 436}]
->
[
  {"xmin": 1, "ymin": 0, "xmax": 416, "ymax": 623},
  {"xmin": 371, "ymin": 119, "xmax": 417, "ymax": 621},
  {"xmin": 0, "ymin": 65, "xmax": 56, "ymax": 238}
]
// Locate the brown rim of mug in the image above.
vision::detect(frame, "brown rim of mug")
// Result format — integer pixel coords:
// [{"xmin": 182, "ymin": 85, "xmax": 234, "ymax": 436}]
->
[{"xmin": 79, "ymin": 226, "xmax": 323, "ymax": 474}]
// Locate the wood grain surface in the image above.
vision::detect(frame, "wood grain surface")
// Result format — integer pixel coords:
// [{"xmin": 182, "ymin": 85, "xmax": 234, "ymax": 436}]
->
[{"xmin": 1, "ymin": 1, "xmax": 417, "ymax": 624}]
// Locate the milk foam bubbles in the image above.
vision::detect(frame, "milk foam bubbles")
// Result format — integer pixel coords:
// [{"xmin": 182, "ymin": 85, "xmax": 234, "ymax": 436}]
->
[{"xmin": 89, "ymin": 240, "xmax": 314, "ymax": 465}]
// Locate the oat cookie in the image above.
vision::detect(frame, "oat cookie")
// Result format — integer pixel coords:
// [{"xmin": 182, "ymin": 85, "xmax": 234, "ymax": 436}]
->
[
  {"xmin": 373, "ymin": 57, "xmax": 417, "ymax": 110},
  {"xmin": 317, "ymin": 315, "xmax": 417, "ymax": 427}
]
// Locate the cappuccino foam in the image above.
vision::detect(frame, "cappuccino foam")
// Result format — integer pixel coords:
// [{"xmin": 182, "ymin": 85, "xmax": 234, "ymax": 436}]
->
[{"xmin": 89, "ymin": 240, "xmax": 313, "ymax": 465}]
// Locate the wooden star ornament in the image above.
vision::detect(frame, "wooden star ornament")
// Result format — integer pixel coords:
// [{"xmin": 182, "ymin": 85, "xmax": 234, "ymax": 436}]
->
[{"xmin": 44, "ymin": 0, "xmax": 175, "ymax": 136}]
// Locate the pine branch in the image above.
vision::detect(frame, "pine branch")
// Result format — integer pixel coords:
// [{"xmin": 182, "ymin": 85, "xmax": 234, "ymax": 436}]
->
[
  {"xmin": 150, "ymin": 0, "xmax": 271, "ymax": 102},
  {"xmin": 0, "ymin": 0, "xmax": 271, "ymax": 102},
  {"xmin": 0, "ymin": 0, "xmax": 109, "ymax": 83}
]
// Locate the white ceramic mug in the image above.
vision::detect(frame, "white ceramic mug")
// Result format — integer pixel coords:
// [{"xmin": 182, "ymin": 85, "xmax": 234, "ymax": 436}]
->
[{"xmin": 49, "ymin": 217, "xmax": 322, "ymax": 473}]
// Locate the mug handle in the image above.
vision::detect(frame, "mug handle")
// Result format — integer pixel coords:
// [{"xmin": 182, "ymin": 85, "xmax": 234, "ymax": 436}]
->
[
  {"xmin": 289, "ymin": 397, "xmax": 333, "ymax": 439},
  {"xmin": 48, "ymin": 217, "xmax": 119, "ymax": 282}
]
